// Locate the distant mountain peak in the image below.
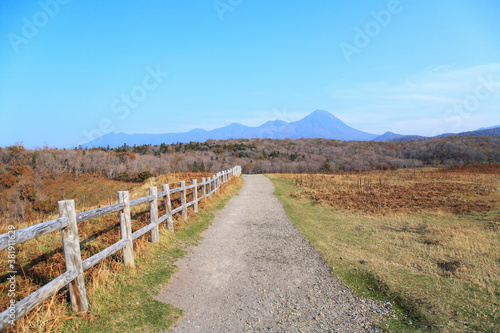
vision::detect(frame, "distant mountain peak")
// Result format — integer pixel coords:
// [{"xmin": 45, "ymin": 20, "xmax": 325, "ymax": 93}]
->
[
  {"xmin": 310, "ymin": 109, "xmax": 332, "ymax": 115},
  {"xmin": 305, "ymin": 109, "xmax": 339, "ymax": 120}
]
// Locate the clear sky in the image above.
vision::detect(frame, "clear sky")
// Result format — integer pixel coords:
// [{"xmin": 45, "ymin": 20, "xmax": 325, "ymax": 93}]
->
[{"xmin": 1, "ymin": 0, "xmax": 499, "ymax": 148}]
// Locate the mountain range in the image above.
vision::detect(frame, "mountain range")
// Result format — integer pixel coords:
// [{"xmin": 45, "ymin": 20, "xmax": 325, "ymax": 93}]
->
[{"xmin": 82, "ymin": 110, "xmax": 500, "ymax": 148}]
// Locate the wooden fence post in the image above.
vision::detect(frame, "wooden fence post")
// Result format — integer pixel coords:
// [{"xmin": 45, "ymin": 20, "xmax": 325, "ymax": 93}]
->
[
  {"xmin": 180, "ymin": 181, "xmax": 187, "ymax": 220},
  {"xmin": 58, "ymin": 200, "xmax": 89, "ymax": 313},
  {"xmin": 162, "ymin": 184, "xmax": 174, "ymax": 232},
  {"xmin": 149, "ymin": 187, "xmax": 159, "ymax": 243},
  {"xmin": 208, "ymin": 176, "xmax": 212, "ymax": 197},
  {"xmin": 201, "ymin": 178, "xmax": 206, "ymax": 198},
  {"xmin": 192, "ymin": 179, "xmax": 198, "ymax": 213},
  {"xmin": 118, "ymin": 191, "xmax": 134, "ymax": 266}
]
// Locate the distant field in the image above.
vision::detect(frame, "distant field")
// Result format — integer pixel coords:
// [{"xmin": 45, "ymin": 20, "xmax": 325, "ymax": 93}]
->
[
  {"xmin": 269, "ymin": 164, "xmax": 500, "ymax": 332},
  {"xmin": 284, "ymin": 164, "xmax": 498, "ymax": 215}
]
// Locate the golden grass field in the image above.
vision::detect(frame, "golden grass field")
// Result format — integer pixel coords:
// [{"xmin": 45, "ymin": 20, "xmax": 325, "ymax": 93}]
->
[
  {"xmin": 271, "ymin": 164, "xmax": 499, "ymax": 332},
  {"xmin": 0, "ymin": 171, "xmax": 225, "ymax": 332}
]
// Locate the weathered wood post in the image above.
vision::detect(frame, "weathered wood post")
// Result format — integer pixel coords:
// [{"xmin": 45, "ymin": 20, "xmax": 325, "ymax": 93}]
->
[
  {"xmin": 208, "ymin": 176, "xmax": 213, "ymax": 197},
  {"xmin": 149, "ymin": 187, "xmax": 159, "ymax": 243},
  {"xmin": 118, "ymin": 191, "xmax": 134, "ymax": 266},
  {"xmin": 192, "ymin": 179, "xmax": 198, "ymax": 213},
  {"xmin": 201, "ymin": 178, "xmax": 206, "ymax": 198},
  {"xmin": 162, "ymin": 184, "xmax": 174, "ymax": 232},
  {"xmin": 58, "ymin": 200, "xmax": 89, "ymax": 313},
  {"xmin": 211, "ymin": 176, "xmax": 215, "ymax": 196},
  {"xmin": 180, "ymin": 181, "xmax": 187, "ymax": 220}
]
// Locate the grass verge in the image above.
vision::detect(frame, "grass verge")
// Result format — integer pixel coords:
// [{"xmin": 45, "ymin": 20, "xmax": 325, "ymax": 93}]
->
[
  {"xmin": 267, "ymin": 174, "xmax": 500, "ymax": 332},
  {"xmin": 60, "ymin": 176, "xmax": 243, "ymax": 333}
]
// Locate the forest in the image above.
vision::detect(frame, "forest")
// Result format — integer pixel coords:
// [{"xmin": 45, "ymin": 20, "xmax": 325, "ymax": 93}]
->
[{"xmin": 0, "ymin": 136, "xmax": 498, "ymax": 223}]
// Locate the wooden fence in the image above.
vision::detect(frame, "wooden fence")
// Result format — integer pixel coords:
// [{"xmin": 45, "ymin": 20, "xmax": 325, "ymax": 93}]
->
[{"xmin": 0, "ymin": 166, "xmax": 241, "ymax": 330}]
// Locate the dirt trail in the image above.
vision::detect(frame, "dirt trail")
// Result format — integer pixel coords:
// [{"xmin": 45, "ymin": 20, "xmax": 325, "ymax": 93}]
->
[{"xmin": 157, "ymin": 174, "xmax": 390, "ymax": 332}]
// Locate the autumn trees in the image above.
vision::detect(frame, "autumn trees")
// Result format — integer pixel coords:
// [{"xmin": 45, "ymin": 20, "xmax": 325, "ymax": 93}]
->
[{"xmin": 0, "ymin": 136, "xmax": 498, "ymax": 223}]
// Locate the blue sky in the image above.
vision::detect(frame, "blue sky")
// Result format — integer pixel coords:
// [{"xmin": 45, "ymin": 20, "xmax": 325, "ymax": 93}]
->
[{"xmin": 1, "ymin": 0, "xmax": 499, "ymax": 148}]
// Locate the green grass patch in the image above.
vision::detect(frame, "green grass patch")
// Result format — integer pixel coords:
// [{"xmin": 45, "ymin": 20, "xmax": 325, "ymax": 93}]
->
[
  {"xmin": 63, "ymin": 177, "xmax": 244, "ymax": 333},
  {"xmin": 267, "ymin": 174, "xmax": 500, "ymax": 333}
]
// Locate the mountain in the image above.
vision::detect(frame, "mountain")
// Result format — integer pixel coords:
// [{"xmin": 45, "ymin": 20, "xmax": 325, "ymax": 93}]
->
[
  {"xmin": 374, "ymin": 126, "xmax": 500, "ymax": 143},
  {"xmin": 82, "ymin": 110, "xmax": 378, "ymax": 148},
  {"xmin": 81, "ymin": 110, "xmax": 500, "ymax": 148},
  {"xmin": 373, "ymin": 132, "xmax": 405, "ymax": 142},
  {"xmin": 478, "ymin": 124, "xmax": 500, "ymax": 130},
  {"xmin": 374, "ymin": 132, "xmax": 427, "ymax": 142},
  {"xmin": 281, "ymin": 110, "xmax": 377, "ymax": 141},
  {"xmin": 436, "ymin": 127, "xmax": 500, "ymax": 138}
]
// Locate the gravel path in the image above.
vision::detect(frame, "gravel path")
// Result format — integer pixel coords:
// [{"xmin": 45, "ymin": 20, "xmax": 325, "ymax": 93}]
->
[{"xmin": 157, "ymin": 174, "xmax": 391, "ymax": 332}]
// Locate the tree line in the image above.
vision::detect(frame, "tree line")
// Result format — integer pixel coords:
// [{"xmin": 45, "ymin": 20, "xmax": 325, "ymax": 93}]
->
[
  {"xmin": 0, "ymin": 136, "xmax": 498, "ymax": 222},
  {"xmin": 2, "ymin": 136, "xmax": 498, "ymax": 183}
]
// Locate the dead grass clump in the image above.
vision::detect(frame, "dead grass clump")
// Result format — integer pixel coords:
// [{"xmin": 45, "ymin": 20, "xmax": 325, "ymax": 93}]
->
[{"xmin": 436, "ymin": 260, "xmax": 461, "ymax": 274}]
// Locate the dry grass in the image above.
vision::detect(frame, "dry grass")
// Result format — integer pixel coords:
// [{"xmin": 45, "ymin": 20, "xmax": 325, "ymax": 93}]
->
[
  {"xmin": 0, "ymin": 171, "xmax": 225, "ymax": 332},
  {"xmin": 270, "ymin": 164, "xmax": 500, "ymax": 332},
  {"xmin": 281, "ymin": 164, "xmax": 499, "ymax": 215}
]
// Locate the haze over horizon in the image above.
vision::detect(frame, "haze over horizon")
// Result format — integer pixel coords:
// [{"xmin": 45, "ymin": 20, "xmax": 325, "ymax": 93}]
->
[{"xmin": 1, "ymin": 1, "xmax": 500, "ymax": 148}]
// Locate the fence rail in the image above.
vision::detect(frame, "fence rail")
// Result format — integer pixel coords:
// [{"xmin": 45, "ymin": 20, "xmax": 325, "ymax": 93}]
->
[{"xmin": 0, "ymin": 166, "xmax": 241, "ymax": 330}]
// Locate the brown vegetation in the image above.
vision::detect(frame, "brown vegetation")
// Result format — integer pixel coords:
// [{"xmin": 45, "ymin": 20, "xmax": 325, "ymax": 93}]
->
[
  {"xmin": 281, "ymin": 164, "xmax": 499, "ymax": 215},
  {"xmin": 0, "ymin": 168, "xmax": 232, "ymax": 332},
  {"xmin": 1, "ymin": 136, "xmax": 498, "ymax": 223}
]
